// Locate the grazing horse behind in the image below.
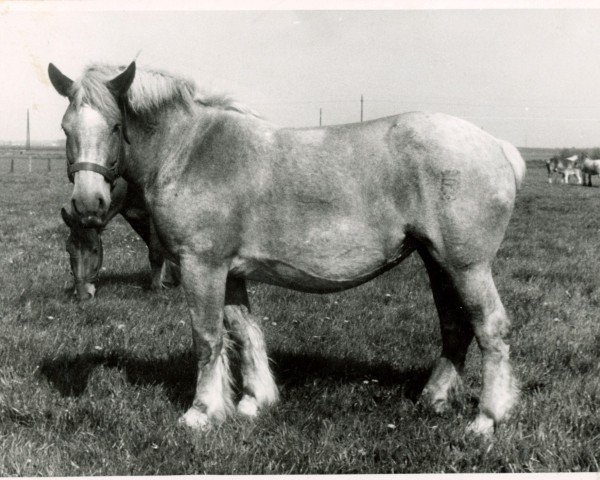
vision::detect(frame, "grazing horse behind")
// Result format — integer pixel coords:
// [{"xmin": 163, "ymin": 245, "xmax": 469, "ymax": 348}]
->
[
  {"xmin": 546, "ymin": 154, "xmax": 582, "ymax": 184},
  {"xmin": 49, "ymin": 61, "xmax": 526, "ymax": 436},
  {"xmin": 580, "ymin": 154, "xmax": 600, "ymax": 187},
  {"xmin": 61, "ymin": 177, "xmax": 180, "ymax": 300}
]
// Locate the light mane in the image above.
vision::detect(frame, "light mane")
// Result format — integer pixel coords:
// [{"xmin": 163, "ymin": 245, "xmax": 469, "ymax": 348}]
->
[{"xmin": 70, "ymin": 63, "xmax": 259, "ymax": 121}]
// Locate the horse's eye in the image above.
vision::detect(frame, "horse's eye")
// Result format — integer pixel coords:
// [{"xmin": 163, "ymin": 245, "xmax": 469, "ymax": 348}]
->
[{"xmin": 112, "ymin": 124, "xmax": 121, "ymax": 133}]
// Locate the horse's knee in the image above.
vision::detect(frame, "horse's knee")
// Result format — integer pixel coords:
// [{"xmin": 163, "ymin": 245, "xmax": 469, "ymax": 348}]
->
[{"xmin": 471, "ymin": 303, "xmax": 512, "ymax": 360}]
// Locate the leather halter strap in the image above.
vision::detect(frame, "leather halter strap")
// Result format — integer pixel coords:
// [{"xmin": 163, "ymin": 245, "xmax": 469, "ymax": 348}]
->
[
  {"xmin": 67, "ymin": 98, "xmax": 130, "ymax": 184},
  {"xmin": 68, "ymin": 160, "xmax": 119, "ymax": 184}
]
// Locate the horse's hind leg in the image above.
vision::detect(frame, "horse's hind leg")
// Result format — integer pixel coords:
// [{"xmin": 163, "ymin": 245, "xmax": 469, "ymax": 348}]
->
[
  {"xmin": 420, "ymin": 251, "xmax": 518, "ymax": 435},
  {"xmin": 224, "ymin": 277, "xmax": 279, "ymax": 417},
  {"xmin": 463, "ymin": 266, "xmax": 518, "ymax": 435}
]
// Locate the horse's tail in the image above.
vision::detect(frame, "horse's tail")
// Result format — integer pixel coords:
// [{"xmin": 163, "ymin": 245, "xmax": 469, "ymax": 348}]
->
[{"xmin": 500, "ymin": 140, "xmax": 526, "ymax": 190}]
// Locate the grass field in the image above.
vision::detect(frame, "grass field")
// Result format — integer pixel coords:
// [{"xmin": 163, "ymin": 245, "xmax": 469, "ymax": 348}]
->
[{"xmin": 0, "ymin": 147, "xmax": 598, "ymax": 474}]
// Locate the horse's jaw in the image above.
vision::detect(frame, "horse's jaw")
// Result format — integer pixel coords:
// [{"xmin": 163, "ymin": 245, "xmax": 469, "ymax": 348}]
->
[{"xmin": 78, "ymin": 215, "xmax": 105, "ymax": 229}]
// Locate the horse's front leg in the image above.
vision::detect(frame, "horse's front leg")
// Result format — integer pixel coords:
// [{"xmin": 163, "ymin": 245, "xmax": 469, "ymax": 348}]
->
[
  {"xmin": 224, "ymin": 277, "xmax": 279, "ymax": 417},
  {"xmin": 160, "ymin": 261, "xmax": 181, "ymax": 287},
  {"xmin": 148, "ymin": 221, "xmax": 166, "ymax": 290},
  {"xmin": 178, "ymin": 255, "xmax": 234, "ymax": 429}
]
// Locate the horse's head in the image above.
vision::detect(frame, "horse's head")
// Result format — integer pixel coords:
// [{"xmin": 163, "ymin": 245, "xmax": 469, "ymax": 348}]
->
[
  {"xmin": 61, "ymin": 206, "xmax": 104, "ymax": 300},
  {"xmin": 49, "ymin": 62, "xmax": 136, "ymax": 227}
]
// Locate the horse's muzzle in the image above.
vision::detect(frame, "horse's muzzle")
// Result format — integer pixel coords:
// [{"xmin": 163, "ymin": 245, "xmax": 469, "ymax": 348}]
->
[{"xmin": 76, "ymin": 282, "xmax": 96, "ymax": 301}]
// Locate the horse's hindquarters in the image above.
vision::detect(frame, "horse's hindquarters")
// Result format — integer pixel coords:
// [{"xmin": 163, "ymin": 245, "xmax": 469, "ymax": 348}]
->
[{"xmin": 387, "ymin": 113, "xmax": 519, "ymax": 269}]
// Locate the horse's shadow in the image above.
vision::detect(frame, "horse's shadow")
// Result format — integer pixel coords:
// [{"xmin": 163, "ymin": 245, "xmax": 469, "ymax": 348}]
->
[
  {"xmin": 39, "ymin": 350, "xmax": 197, "ymax": 408},
  {"xmin": 39, "ymin": 349, "xmax": 430, "ymax": 410}
]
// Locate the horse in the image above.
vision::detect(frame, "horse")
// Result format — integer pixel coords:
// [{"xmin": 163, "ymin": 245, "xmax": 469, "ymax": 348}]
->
[
  {"xmin": 48, "ymin": 61, "xmax": 525, "ymax": 436},
  {"xmin": 546, "ymin": 154, "xmax": 582, "ymax": 184},
  {"xmin": 60, "ymin": 177, "xmax": 180, "ymax": 300},
  {"xmin": 580, "ymin": 154, "xmax": 600, "ymax": 187}
]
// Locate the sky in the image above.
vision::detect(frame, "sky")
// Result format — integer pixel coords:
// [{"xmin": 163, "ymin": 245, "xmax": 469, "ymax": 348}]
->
[{"xmin": 3, "ymin": 1, "xmax": 600, "ymax": 148}]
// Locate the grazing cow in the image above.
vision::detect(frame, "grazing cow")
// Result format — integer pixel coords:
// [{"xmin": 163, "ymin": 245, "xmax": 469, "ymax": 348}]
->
[
  {"xmin": 546, "ymin": 155, "xmax": 582, "ymax": 184},
  {"xmin": 580, "ymin": 154, "xmax": 600, "ymax": 187}
]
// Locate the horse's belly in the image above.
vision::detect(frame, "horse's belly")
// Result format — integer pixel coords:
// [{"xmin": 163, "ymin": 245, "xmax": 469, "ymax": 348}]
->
[{"xmin": 230, "ymin": 239, "xmax": 414, "ymax": 293}]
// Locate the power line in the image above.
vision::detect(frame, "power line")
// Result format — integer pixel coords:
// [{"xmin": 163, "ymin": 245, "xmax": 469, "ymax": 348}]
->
[{"xmin": 248, "ymin": 97, "xmax": 600, "ymax": 111}]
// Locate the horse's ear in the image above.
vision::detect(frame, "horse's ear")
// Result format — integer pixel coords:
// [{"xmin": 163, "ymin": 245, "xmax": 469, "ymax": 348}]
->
[
  {"xmin": 61, "ymin": 207, "xmax": 74, "ymax": 228},
  {"xmin": 107, "ymin": 62, "xmax": 136, "ymax": 97},
  {"xmin": 48, "ymin": 63, "xmax": 74, "ymax": 97}
]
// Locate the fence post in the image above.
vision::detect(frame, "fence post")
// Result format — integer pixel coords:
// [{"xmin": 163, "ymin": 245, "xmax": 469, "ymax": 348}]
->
[
  {"xmin": 10, "ymin": 158, "xmax": 14, "ymax": 173},
  {"xmin": 47, "ymin": 157, "xmax": 51, "ymax": 172}
]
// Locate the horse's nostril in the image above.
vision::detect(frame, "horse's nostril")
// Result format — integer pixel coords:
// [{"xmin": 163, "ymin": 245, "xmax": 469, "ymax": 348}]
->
[{"xmin": 98, "ymin": 196, "xmax": 105, "ymax": 210}]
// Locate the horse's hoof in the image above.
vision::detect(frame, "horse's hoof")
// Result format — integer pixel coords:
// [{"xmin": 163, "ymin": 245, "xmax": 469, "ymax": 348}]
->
[
  {"xmin": 237, "ymin": 395, "xmax": 259, "ymax": 417},
  {"xmin": 420, "ymin": 389, "xmax": 451, "ymax": 414},
  {"xmin": 429, "ymin": 398, "xmax": 451, "ymax": 414},
  {"xmin": 466, "ymin": 414, "xmax": 494, "ymax": 437},
  {"xmin": 178, "ymin": 407, "xmax": 210, "ymax": 430}
]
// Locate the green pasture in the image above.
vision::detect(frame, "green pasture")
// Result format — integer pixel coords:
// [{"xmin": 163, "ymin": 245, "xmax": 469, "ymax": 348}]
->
[{"xmin": 0, "ymin": 148, "xmax": 598, "ymax": 474}]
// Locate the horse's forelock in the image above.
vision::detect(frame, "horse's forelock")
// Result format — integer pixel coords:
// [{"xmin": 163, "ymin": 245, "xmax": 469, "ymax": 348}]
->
[{"xmin": 71, "ymin": 64, "xmax": 122, "ymax": 121}]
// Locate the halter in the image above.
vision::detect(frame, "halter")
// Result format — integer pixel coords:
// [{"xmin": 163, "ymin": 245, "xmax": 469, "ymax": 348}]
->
[{"xmin": 67, "ymin": 97, "xmax": 130, "ymax": 184}]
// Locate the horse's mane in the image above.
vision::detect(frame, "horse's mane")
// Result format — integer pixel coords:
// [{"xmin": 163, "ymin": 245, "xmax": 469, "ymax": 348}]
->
[{"xmin": 70, "ymin": 63, "xmax": 259, "ymax": 121}]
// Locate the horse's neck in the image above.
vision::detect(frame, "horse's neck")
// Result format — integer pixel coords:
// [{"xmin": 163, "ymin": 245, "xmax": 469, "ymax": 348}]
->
[
  {"xmin": 124, "ymin": 106, "xmax": 215, "ymax": 191},
  {"xmin": 123, "ymin": 110, "xmax": 185, "ymax": 188}
]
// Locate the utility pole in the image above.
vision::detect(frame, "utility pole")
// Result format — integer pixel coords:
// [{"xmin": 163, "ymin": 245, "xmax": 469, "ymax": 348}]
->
[
  {"xmin": 26, "ymin": 108, "xmax": 32, "ymax": 174},
  {"xmin": 360, "ymin": 95, "xmax": 364, "ymax": 122},
  {"xmin": 26, "ymin": 109, "xmax": 31, "ymax": 151},
  {"xmin": 319, "ymin": 108, "xmax": 322, "ymax": 127}
]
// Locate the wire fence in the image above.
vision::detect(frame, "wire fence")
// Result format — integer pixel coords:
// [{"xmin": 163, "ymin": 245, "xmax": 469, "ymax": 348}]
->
[{"xmin": 0, "ymin": 149, "xmax": 65, "ymax": 175}]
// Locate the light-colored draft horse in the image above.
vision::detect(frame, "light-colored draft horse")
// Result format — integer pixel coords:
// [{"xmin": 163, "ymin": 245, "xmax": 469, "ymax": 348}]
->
[
  {"xmin": 546, "ymin": 154, "xmax": 582, "ymax": 184},
  {"xmin": 49, "ymin": 61, "xmax": 525, "ymax": 436},
  {"xmin": 60, "ymin": 177, "xmax": 180, "ymax": 300},
  {"xmin": 580, "ymin": 154, "xmax": 600, "ymax": 187}
]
